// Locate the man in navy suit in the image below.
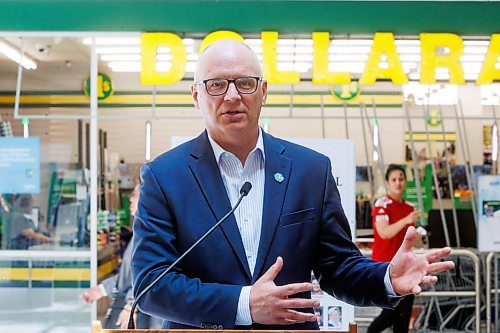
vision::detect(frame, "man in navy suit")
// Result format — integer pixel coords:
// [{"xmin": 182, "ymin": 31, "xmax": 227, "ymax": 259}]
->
[{"xmin": 131, "ymin": 39, "xmax": 454, "ymax": 330}]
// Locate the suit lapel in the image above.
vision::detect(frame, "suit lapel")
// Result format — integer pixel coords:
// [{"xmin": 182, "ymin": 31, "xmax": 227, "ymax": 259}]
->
[
  {"xmin": 252, "ymin": 133, "xmax": 291, "ymax": 282},
  {"xmin": 188, "ymin": 132, "xmax": 252, "ymax": 279}
]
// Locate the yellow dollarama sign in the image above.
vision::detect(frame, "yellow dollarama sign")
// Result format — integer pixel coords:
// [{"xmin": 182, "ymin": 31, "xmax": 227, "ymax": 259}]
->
[{"xmin": 141, "ymin": 31, "xmax": 500, "ymax": 86}]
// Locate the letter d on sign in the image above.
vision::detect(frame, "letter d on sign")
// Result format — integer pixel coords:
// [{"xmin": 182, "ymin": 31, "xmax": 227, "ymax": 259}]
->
[{"xmin": 141, "ymin": 33, "xmax": 186, "ymax": 85}]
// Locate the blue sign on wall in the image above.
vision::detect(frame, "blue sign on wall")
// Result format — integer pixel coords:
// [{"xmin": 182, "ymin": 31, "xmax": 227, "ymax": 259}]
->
[{"xmin": 0, "ymin": 137, "xmax": 40, "ymax": 194}]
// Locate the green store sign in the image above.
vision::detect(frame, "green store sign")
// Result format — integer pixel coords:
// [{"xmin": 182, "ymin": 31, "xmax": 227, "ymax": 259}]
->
[
  {"xmin": 330, "ymin": 82, "xmax": 361, "ymax": 101},
  {"xmin": 427, "ymin": 108, "xmax": 442, "ymax": 127},
  {"xmin": 84, "ymin": 73, "xmax": 114, "ymax": 100}
]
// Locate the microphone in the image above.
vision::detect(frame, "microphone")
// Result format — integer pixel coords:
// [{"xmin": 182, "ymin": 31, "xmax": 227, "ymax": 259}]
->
[
  {"xmin": 128, "ymin": 181, "xmax": 252, "ymax": 329},
  {"xmin": 240, "ymin": 181, "xmax": 252, "ymax": 196}
]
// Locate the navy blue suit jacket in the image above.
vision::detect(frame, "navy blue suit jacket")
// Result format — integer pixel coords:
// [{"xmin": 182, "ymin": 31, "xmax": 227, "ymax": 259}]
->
[{"xmin": 131, "ymin": 131, "xmax": 390, "ymax": 330}]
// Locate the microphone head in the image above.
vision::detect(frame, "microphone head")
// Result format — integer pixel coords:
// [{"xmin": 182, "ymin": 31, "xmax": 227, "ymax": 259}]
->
[{"xmin": 240, "ymin": 182, "xmax": 252, "ymax": 196}]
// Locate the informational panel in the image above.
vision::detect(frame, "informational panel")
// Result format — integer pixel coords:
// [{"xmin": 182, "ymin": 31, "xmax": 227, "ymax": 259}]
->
[
  {"xmin": 172, "ymin": 136, "xmax": 356, "ymax": 330},
  {"xmin": 289, "ymin": 139, "xmax": 356, "ymax": 236},
  {"xmin": 477, "ymin": 175, "xmax": 500, "ymax": 251},
  {"xmin": 0, "ymin": 137, "xmax": 40, "ymax": 194}
]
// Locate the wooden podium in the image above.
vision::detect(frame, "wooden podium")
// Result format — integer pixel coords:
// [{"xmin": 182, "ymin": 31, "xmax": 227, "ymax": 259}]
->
[{"xmin": 92, "ymin": 321, "xmax": 357, "ymax": 333}]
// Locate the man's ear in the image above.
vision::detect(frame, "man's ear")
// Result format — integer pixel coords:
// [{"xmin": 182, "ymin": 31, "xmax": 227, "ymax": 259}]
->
[
  {"xmin": 191, "ymin": 84, "xmax": 200, "ymax": 109},
  {"xmin": 261, "ymin": 79, "xmax": 268, "ymax": 106}
]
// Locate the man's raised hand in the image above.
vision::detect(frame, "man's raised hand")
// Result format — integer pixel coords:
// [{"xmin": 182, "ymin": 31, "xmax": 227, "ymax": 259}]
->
[{"xmin": 390, "ymin": 226, "xmax": 455, "ymax": 295}]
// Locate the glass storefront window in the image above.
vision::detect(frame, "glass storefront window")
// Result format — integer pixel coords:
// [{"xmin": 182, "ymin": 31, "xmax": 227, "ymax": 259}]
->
[{"xmin": 0, "ymin": 36, "xmax": 95, "ymax": 332}]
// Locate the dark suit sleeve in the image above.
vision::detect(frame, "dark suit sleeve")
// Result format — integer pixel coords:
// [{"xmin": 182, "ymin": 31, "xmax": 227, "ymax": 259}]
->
[
  {"xmin": 131, "ymin": 164, "xmax": 242, "ymax": 329},
  {"xmin": 314, "ymin": 161, "xmax": 392, "ymax": 308}
]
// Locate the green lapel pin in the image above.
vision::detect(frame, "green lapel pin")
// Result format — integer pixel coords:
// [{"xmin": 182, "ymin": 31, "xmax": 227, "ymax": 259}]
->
[{"xmin": 274, "ymin": 172, "xmax": 284, "ymax": 183}]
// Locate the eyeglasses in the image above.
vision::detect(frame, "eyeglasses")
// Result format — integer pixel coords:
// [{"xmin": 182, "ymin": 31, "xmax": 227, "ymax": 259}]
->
[{"xmin": 196, "ymin": 76, "xmax": 262, "ymax": 96}]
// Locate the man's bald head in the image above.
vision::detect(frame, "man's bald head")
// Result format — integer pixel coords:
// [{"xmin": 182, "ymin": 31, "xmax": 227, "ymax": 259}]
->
[
  {"xmin": 190, "ymin": 38, "xmax": 267, "ymax": 159},
  {"xmin": 194, "ymin": 39, "xmax": 262, "ymax": 82}
]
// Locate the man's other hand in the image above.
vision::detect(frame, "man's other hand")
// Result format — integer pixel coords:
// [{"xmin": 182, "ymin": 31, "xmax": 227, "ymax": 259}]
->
[
  {"xmin": 249, "ymin": 257, "xmax": 320, "ymax": 325},
  {"xmin": 390, "ymin": 226, "xmax": 455, "ymax": 295}
]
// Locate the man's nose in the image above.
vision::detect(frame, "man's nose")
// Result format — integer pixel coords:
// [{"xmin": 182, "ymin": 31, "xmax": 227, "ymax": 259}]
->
[{"xmin": 224, "ymin": 82, "xmax": 241, "ymax": 101}]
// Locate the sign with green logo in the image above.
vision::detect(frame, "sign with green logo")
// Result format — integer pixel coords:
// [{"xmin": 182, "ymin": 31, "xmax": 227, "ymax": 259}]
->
[
  {"xmin": 427, "ymin": 108, "xmax": 442, "ymax": 127},
  {"xmin": 330, "ymin": 82, "xmax": 361, "ymax": 101},
  {"xmin": 84, "ymin": 72, "xmax": 114, "ymax": 100},
  {"xmin": 403, "ymin": 163, "xmax": 433, "ymax": 225}
]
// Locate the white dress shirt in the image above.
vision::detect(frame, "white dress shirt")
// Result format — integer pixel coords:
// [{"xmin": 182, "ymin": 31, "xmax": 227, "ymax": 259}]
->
[{"xmin": 207, "ymin": 129, "xmax": 265, "ymax": 325}]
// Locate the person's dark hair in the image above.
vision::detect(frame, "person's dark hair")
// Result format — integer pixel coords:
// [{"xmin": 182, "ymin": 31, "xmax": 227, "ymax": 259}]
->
[{"xmin": 385, "ymin": 164, "xmax": 406, "ymax": 181}]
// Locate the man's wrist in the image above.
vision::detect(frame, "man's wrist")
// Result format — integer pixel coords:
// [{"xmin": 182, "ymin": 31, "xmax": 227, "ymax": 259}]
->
[
  {"xmin": 384, "ymin": 264, "xmax": 398, "ymax": 296},
  {"xmin": 235, "ymin": 286, "xmax": 252, "ymax": 325}
]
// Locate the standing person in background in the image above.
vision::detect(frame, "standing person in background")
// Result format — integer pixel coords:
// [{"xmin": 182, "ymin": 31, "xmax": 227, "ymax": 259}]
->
[
  {"xmin": 368, "ymin": 164, "xmax": 421, "ymax": 333},
  {"xmin": 81, "ymin": 184, "xmax": 162, "ymax": 329}
]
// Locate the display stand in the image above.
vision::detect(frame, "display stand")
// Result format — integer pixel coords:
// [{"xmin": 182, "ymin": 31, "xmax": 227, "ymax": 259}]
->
[{"xmin": 91, "ymin": 321, "xmax": 357, "ymax": 333}]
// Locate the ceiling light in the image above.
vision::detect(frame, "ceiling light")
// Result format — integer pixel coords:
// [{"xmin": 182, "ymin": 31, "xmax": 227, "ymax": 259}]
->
[
  {"xmin": 463, "ymin": 40, "xmax": 490, "ymax": 46},
  {"xmin": 461, "ymin": 55, "xmax": 486, "ymax": 62},
  {"xmin": 395, "ymin": 40, "xmax": 420, "ymax": 46},
  {"xmin": 249, "ymin": 46, "xmax": 263, "ymax": 54},
  {"xmin": 400, "ymin": 54, "xmax": 420, "ymax": 62},
  {"xmin": 464, "ymin": 73, "xmax": 479, "ymax": 81},
  {"xmin": 329, "ymin": 54, "xmax": 368, "ymax": 62},
  {"xmin": 108, "ymin": 61, "xmax": 141, "ymax": 72},
  {"xmin": 328, "ymin": 62, "xmax": 365, "ymax": 73},
  {"xmin": 436, "ymin": 73, "xmax": 450, "ymax": 80},
  {"xmin": 331, "ymin": 39, "xmax": 373, "ymax": 46},
  {"xmin": 244, "ymin": 39, "xmax": 262, "ymax": 46},
  {"xmin": 83, "ymin": 37, "xmax": 141, "ymax": 45},
  {"xmin": 96, "ymin": 46, "xmax": 141, "ymax": 54},
  {"xmin": 277, "ymin": 54, "xmax": 313, "ymax": 62},
  {"xmin": 278, "ymin": 39, "xmax": 313, "ymax": 46},
  {"xmin": 329, "ymin": 46, "xmax": 371, "ymax": 54},
  {"xmin": 463, "ymin": 46, "xmax": 488, "ymax": 54},
  {"xmin": 0, "ymin": 41, "xmax": 37, "ymax": 70},
  {"xmin": 277, "ymin": 62, "xmax": 311, "ymax": 73},
  {"xmin": 278, "ymin": 46, "xmax": 313, "ymax": 54},
  {"xmin": 101, "ymin": 54, "xmax": 141, "ymax": 61},
  {"xmin": 396, "ymin": 46, "xmax": 421, "ymax": 54},
  {"xmin": 462, "ymin": 63, "xmax": 483, "ymax": 74}
]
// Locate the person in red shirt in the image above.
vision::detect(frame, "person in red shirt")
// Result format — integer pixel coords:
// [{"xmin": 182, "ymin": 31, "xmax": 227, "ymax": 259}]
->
[{"xmin": 368, "ymin": 164, "xmax": 420, "ymax": 333}]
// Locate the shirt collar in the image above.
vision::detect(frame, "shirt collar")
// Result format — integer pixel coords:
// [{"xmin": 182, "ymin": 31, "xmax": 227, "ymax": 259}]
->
[{"xmin": 207, "ymin": 127, "xmax": 265, "ymax": 163}]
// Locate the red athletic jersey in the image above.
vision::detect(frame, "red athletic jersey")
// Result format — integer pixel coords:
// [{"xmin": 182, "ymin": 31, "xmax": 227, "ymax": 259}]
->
[{"xmin": 371, "ymin": 195, "xmax": 415, "ymax": 263}]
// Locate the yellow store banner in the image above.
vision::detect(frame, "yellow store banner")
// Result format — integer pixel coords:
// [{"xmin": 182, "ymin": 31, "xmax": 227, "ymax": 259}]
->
[{"xmin": 141, "ymin": 31, "xmax": 500, "ymax": 86}]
